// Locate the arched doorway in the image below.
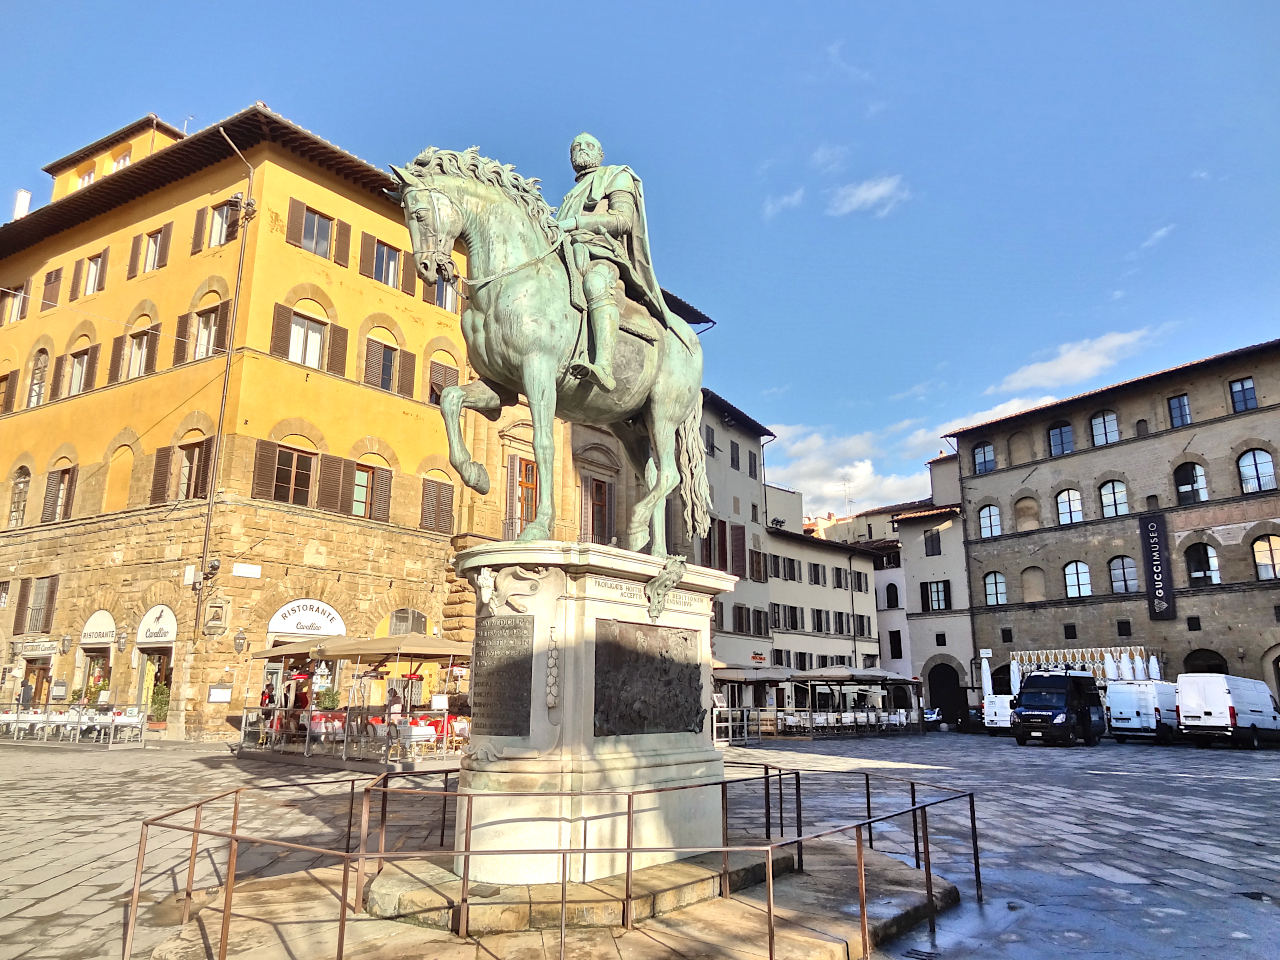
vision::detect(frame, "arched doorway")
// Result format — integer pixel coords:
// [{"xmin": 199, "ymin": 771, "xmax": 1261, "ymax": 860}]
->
[
  {"xmin": 992, "ymin": 664, "xmax": 1011, "ymax": 695},
  {"xmin": 927, "ymin": 663, "xmax": 965, "ymax": 724},
  {"xmin": 1184, "ymin": 648, "xmax": 1228, "ymax": 674},
  {"xmin": 890, "ymin": 685, "xmax": 912, "ymax": 709}
]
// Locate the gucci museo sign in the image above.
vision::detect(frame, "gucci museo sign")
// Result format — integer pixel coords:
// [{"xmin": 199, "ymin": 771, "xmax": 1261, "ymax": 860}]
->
[
  {"xmin": 1138, "ymin": 513, "xmax": 1177, "ymax": 621},
  {"xmin": 268, "ymin": 599, "xmax": 347, "ymax": 636}
]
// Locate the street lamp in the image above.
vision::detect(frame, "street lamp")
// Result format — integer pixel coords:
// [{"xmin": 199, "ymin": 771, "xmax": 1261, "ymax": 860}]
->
[
  {"xmin": 59, "ymin": 634, "xmax": 73, "ymax": 655},
  {"xmin": 233, "ymin": 628, "xmax": 247, "ymax": 654},
  {"xmin": 116, "ymin": 626, "xmax": 130, "ymax": 653}
]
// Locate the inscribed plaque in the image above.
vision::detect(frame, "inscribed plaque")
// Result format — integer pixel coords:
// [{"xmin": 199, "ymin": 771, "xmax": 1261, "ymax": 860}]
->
[
  {"xmin": 594, "ymin": 619, "xmax": 704, "ymax": 736},
  {"xmin": 471, "ymin": 614, "xmax": 535, "ymax": 737}
]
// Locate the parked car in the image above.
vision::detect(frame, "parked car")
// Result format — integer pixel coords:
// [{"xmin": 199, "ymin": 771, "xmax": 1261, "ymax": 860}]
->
[
  {"xmin": 1107, "ymin": 679, "xmax": 1178, "ymax": 744},
  {"xmin": 1176, "ymin": 673, "xmax": 1280, "ymax": 749},
  {"xmin": 923, "ymin": 707, "xmax": 942, "ymax": 730},
  {"xmin": 1011, "ymin": 670, "xmax": 1105, "ymax": 746},
  {"xmin": 983, "ymin": 694, "xmax": 1015, "ymax": 735}
]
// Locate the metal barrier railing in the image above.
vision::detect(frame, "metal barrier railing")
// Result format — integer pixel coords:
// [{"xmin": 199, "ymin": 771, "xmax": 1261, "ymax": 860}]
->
[
  {"xmin": 123, "ymin": 763, "xmax": 982, "ymax": 960},
  {"xmin": 0, "ymin": 700, "xmax": 148, "ymax": 747},
  {"xmin": 239, "ymin": 705, "xmax": 470, "ymax": 762}
]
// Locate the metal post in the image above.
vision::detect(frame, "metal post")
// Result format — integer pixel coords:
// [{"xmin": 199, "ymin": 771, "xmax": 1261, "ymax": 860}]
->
[
  {"xmin": 720, "ymin": 781, "xmax": 730, "ymax": 898},
  {"xmin": 121, "ymin": 824, "xmax": 149, "ymax": 960},
  {"xmin": 336, "ymin": 857, "xmax": 351, "ymax": 960},
  {"xmin": 920, "ymin": 806, "xmax": 936, "ymax": 934},
  {"xmin": 864, "ymin": 772, "xmax": 874, "ymax": 849},
  {"xmin": 354, "ymin": 786, "xmax": 373, "ymax": 913},
  {"xmin": 180, "ymin": 806, "xmax": 203, "ymax": 925},
  {"xmin": 776, "ymin": 771, "xmax": 784, "ymax": 835},
  {"xmin": 559, "ymin": 850, "xmax": 569, "ymax": 960},
  {"xmin": 458, "ymin": 795, "xmax": 474, "ymax": 939},
  {"xmin": 793, "ymin": 772, "xmax": 804, "ymax": 872},
  {"xmin": 765, "ymin": 841, "xmax": 776, "ymax": 960},
  {"xmin": 910, "ymin": 781, "xmax": 920, "ymax": 868},
  {"xmin": 377, "ymin": 786, "xmax": 388, "ymax": 874},
  {"xmin": 345, "ymin": 782, "xmax": 355, "ymax": 854},
  {"xmin": 968, "ymin": 792, "xmax": 984, "ymax": 902},
  {"xmin": 763, "ymin": 768, "xmax": 772, "ymax": 840},
  {"xmin": 438, "ymin": 772, "xmax": 450, "ymax": 847},
  {"xmin": 217, "ymin": 835, "xmax": 239, "ymax": 960},
  {"xmin": 624, "ymin": 793, "xmax": 635, "ymax": 929},
  {"xmin": 855, "ymin": 825, "xmax": 869, "ymax": 960}
]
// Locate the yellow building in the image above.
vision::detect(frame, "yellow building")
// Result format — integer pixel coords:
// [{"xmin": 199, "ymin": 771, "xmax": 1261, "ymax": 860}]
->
[{"xmin": 0, "ymin": 105, "xmax": 641, "ymax": 739}]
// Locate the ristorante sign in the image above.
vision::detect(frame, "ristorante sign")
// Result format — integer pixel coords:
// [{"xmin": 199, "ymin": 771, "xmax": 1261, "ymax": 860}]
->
[
  {"xmin": 268, "ymin": 599, "xmax": 347, "ymax": 636},
  {"xmin": 1139, "ymin": 512, "xmax": 1177, "ymax": 621}
]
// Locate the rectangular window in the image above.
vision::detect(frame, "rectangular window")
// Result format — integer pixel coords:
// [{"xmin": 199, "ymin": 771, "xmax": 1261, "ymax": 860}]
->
[
  {"xmin": 209, "ymin": 203, "xmax": 235, "ymax": 247},
  {"xmin": 888, "ymin": 630, "xmax": 903, "ymax": 659},
  {"xmin": 370, "ymin": 341, "xmax": 396, "ymax": 391},
  {"xmin": 833, "ymin": 567, "xmax": 845, "ymax": 589},
  {"xmin": 785, "ymin": 605, "xmax": 801, "ymax": 630},
  {"xmin": 374, "ymin": 241, "xmax": 400, "ymax": 287},
  {"xmin": 126, "ymin": 331, "xmax": 150, "ymax": 379},
  {"xmin": 769, "ymin": 554, "xmax": 781, "ymax": 578},
  {"xmin": 923, "ymin": 529, "xmax": 941, "ymax": 556},
  {"xmin": 834, "ymin": 611, "xmax": 846, "ymax": 633},
  {"xmin": 769, "ymin": 602, "xmax": 781, "ymax": 629},
  {"xmin": 434, "ymin": 277, "xmax": 459, "ymax": 313},
  {"xmin": 303, "ymin": 209, "xmax": 333, "ymax": 258},
  {"xmin": 811, "ymin": 607, "xmax": 823, "ymax": 631},
  {"xmin": 428, "ymin": 361, "xmax": 459, "ymax": 405},
  {"xmin": 923, "ymin": 580, "xmax": 952, "ymax": 611},
  {"xmin": 748, "ymin": 450, "xmax": 758, "ymax": 479},
  {"xmin": 808, "ymin": 562, "xmax": 822, "ymax": 585},
  {"xmin": 26, "ymin": 576, "xmax": 56, "ymax": 633},
  {"xmin": 1064, "ymin": 623, "xmax": 1078, "ymax": 640},
  {"xmin": 772, "ymin": 648, "xmax": 791, "ymax": 668},
  {"xmin": 288, "ymin": 312, "xmax": 325, "ymax": 368},
  {"xmin": 83, "ymin": 254, "xmax": 103, "ymax": 296},
  {"xmin": 751, "ymin": 502, "xmax": 759, "ymax": 523},
  {"xmin": 704, "ymin": 424, "xmax": 715, "ymax": 457},
  {"xmin": 794, "ymin": 652, "xmax": 810, "ymax": 671},
  {"xmin": 1168, "ymin": 393, "xmax": 1191, "ymax": 427},
  {"xmin": 352, "ymin": 465, "xmax": 374, "ymax": 518},
  {"xmin": 1229, "ymin": 377, "xmax": 1257, "ymax": 413},
  {"xmin": 711, "ymin": 601, "xmax": 723, "ymax": 631},
  {"xmin": 112, "ymin": 152, "xmax": 131, "ymax": 172},
  {"xmin": 517, "ymin": 457, "xmax": 538, "ymax": 533},
  {"xmin": 588, "ymin": 478, "xmax": 610, "ymax": 544},
  {"xmin": 748, "ymin": 549, "xmax": 768, "ymax": 582},
  {"xmin": 78, "ymin": 170, "xmax": 95, "ymax": 189},
  {"xmin": 935, "ymin": 633, "xmax": 946, "ymax": 647},
  {"xmin": 143, "ymin": 230, "xmax": 162, "ymax": 273},
  {"xmin": 193, "ymin": 308, "xmax": 218, "ymax": 360},
  {"xmin": 67, "ymin": 350, "xmax": 89, "ymax": 396},
  {"xmin": 177, "ymin": 441, "xmax": 211, "ymax": 500},
  {"xmin": 1187, "ymin": 616, "xmax": 1202, "ymax": 632},
  {"xmin": 1117, "ymin": 619, "xmax": 1132, "ymax": 638},
  {"xmin": 273, "ymin": 448, "xmax": 315, "ymax": 506},
  {"xmin": 1001, "ymin": 627, "xmax": 1013, "ymax": 644},
  {"xmin": 751, "ymin": 608, "xmax": 770, "ymax": 637},
  {"xmin": 729, "ymin": 441, "xmax": 740, "ymax": 470},
  {"xmin": 862, "ymin": 654, "xmax": 878, "ymax": 669},
  {"xmin": 1, "ymin": 285, "xmax": 24, "ymax": 325},
  {"xmin": 732, "ymin": 604, "xmax": 750, "ymax": 634}
]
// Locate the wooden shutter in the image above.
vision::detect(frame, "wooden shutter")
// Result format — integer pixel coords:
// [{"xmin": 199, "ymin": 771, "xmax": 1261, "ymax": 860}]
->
[
  {"xmin": 396, "ymin": 351, "xmax": 416, "ymax": 398},
  {"xmin": 340, "ymin": 460, "xmax": 356, "ymax": 514},
  {"xmin": 326, "ymin": 325, "xmax": 347, "ymax": 376},
  {"xmin": 156, "ymin": 222, "xmax": 173, "ymax": 268},
  {"xmin": 224, "ymin": 205, "xmax": 239, "ymax": 243},
  {"xmin": 194, "ymin": 437, "xmax": 215, "ymax": 499},
  {"xmin": 504, "ymin": 454, "xmax": 520, "ymax": 539},
  {"xmin": 50, "ymin": 355, "xmax": 66, "ymax": 400},
  {"xmin": 316, "ymin": 454, "xmax": 344, "ymax": 512},
  {"xmin": 421, "ymin": 478, "xmax": 439, "ymax": 531},
  {"xmin": 334, "ymin": 221, "xmax": 351, "ymax": 267},
  {"xmin": 69, "ymin": 259, "xmax": 83, "ymax": 301},
  {"xmin": 605, "ymin": 481, "xmax": 616, "ymax": 544},
  {"xmin": 40, "ymin": 472, "xmax": 61, "ymax": 523},
  {"xmin": 437, "ymin": 480, "xmax": 454, "ymax": 534},
  {"xmin": 108, "ymin": 336, "xmax": 125, "ymax": 383},
  {"xmin": 127, "ymin": 234, "xmax": 142, "ymax": 278},
  {"xmin": 191, "ymin": 207, "xmax": 207, "ymax": 254},
  {"xmin": 42, "ymin": 269, "xmax": 61, "ymax": 309},
  {"xmin": 372, "ymin": 468, "xmax": 393, "ymax": 522},
  {"xmin": 920, "ymin": 582, "xmax": 931, "ymax": 612},
  {"xmin": 251, "ymin": 440, "xmax": 279, "ymax": 500},
  {"xmin": 40, "ymin": 576, "xmax": 59, "ymax": 634},
  {"xmin": 270, "ymin": 303, "xmax": 292, "ymax": 358},
  {"xmin": 13, "ymin": 579, "xmax": 32, "ymax": 635},
  {"xmin": 285, "ymin": 198, "xmax": 306, "ymax": 247},
  {"xmin": 429, "ymin": 361, "xmax": 458, "ymax": 403},
  {"xmin": 173, "ymin": 314, "xmax": 190, "ymax": 365},
  {"xmin": 363, "ymin": 341, "xmax": 382, "ymax": 386},
  {"xmin": 943, "ymin": 580, "xmax": 952, "ymax": 609},
  {"xmin": 150, "ymin": 447, "xmax": 173, "ymax": 504},
  {"xmin": 144, "ymin": 324, "xmax": 160, "ymax": 374},
  {"xmin": 96, "ymin": 248, "xmax": 108, "ymax": 291},
  {"xmin": 399, "ymin": 250, "xmax": 416, "ymax": 295},
  {"xmin": 579, "ymin": 475, "xmax": 591, "ymax": 541},
  {"xmin": 730, "ymin": 524, "xmax": 747, "ymax": 578},
  {"xmin": 700, "ymin": 533, "xmax": 712, "ymax": 567},
  {"xmin": 358, "ymin": 232, "xmax": 375, "ymax": 277},
  {"xmin": 214, "ymin": 300, "xmax": 230, "ymax": 353},
  {"xmin": 61, "ymin": 467, "xmax": 77, "ymax": 519},
  {"xmin": 2, "ymin": 371, "xmax": 16, "ymax": 412},
  {"xmin": 83, "ymin": 344, "xmax": 99, "ymax": 391},
  {"xmin": 18, "ymin": 279, "xmax": 30, "ymax": 318}
]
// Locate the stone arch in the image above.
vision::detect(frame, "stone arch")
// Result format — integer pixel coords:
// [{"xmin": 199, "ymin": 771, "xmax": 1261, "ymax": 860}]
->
[
  {"xmin": 279, "ymin": 282, "xmax": 338, "ymax": 322},
  {"xmin": 66, "ymin": 585, "xmax": 124, "ymax": 634},
  {"xmin": 364, "ymin": 584, "xmax": 443, "ymax": 638},
  {"xmin": 573, "ymin": 442, "xmax": 621, "ymax": 475},
  {"xmin": 415, "ymin": 453, "xmax": 453, "ymax": 476},
  {"xmin": 1230, "ymin": 439, "xmax": 1278, "ymax": 495},
  {"xmin": 1051, "ymin": 483, "xmax": 1087, "ymax": 524},
  {"xmin": 1170, "ymin": 452, "xmax": 1213, "ymax": 503},
  {"xmin": 1021, "ymin": 566, "xmax": 1046, "ymax": 602},
  {"xmin": 1013, "ymin": 494, "xmax": 1041, "ymax": 532},
  {"xmin": 1245, "ymin": 521, "xmax": 1280, "ymax": 582},
  {"xmin": 46, "ymin": 442, "xmax": 79, "ymax": 470},
  {"xmin": 62, "ymin": 319, "xmax": 99, "ymax": 352},
  {"xmin": 98, "ymin": 427, "xmax": 142, "ymax": 462},
  {"xmin": 249, "ymin": 577, "xmax": 358, "ymax": 634},
  {"xmin": 5, "ymin": 451, "xmax": 36, "ymax": 479},
  {"xmin": 124, "ymin": 298, "xmax": 161, "ymax": 333},
  {"xmin": 422, "ymin": 335, "xmax": 463, "ymax": 369},
  {"xmin": 187, "ymin": 275, "xmax": 232, "ymax": 312},
  {"xmin": 1262, "ymin": 639, "xmax": 1280, "ymax": 698},
  {"xmin": 357, "ymin": 312, "xmax": 407, "ymax": 349},
  {"xmin": 922, "ymin": 654, "xmax": 968, "ymax": 722},
  {"xmin": 346, "ymin": 436, "xmax": 402, "ymax": 472},
  {"xmin": 103, "ymin": 444, "xmax": 135, "ymax": 512},
  {"xmin": 169, "ymin": 410, "xmax": 217, "ymax": 445},
  {"xmin": 1183, "ymin": 648, "xmax": 1228, "ymax": 675},
  {"xmin": 266, "ymin": 418, "xmax": 328, "ymax": 453},
  {"xmin": 1007, "ymin": 430, "xmax": 1034, "ymax": 466}
]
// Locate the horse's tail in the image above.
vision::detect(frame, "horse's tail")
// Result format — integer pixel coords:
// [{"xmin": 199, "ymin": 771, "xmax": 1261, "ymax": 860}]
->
[{"xmin": 676, "ymin": 392, "xmax": 712, "ymax": 541}]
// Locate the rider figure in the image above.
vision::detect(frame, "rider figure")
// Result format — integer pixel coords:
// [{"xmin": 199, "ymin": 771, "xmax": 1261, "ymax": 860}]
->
[{"xmin": 557, "ymin": 133, "xmax": 697, "ymax": 392}]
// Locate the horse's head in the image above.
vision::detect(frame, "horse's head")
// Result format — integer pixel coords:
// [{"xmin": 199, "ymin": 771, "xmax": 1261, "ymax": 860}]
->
[{"xmin": 390, "ymin": 165, "xmax": 460, "ymax": 284}]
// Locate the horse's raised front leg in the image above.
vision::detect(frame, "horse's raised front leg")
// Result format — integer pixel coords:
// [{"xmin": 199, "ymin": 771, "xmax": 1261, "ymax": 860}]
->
[
  {"xmin": 441, "ymin": 378, "xmax": 509, "ymax": 494},
  {"xmin": 517, "ymin": 358, "xmax": 558, "ymax": 541}
]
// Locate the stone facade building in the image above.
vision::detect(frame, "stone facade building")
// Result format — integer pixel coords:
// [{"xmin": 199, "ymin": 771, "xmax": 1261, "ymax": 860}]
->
[{"xmin": 949, "ymin": 338, "xmax": 1280, "ymax": 695}]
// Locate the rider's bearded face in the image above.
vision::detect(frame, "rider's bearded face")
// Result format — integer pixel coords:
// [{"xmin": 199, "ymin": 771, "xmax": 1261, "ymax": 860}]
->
[{"xmin": 570, "ymin": 137, "xmax": 603, "ymax": 174}]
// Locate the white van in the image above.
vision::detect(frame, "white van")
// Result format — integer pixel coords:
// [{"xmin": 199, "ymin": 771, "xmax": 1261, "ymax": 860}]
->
[
  {"xmin": 983, "ymin": 694, "xmax": 1014, "ymax": 734},
  {"xmin": 1175, "ymin": 673, "xmax": 1280, "ymax": 749},
  {"xmin": 1106, "ymin": 679, "xmax": 1177, "ymax": 744}
]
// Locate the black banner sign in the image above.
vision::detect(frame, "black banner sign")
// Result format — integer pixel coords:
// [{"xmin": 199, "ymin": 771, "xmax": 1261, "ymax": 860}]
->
[{"xmin": 1139, "ymin": 512, "xmax": 1177, "ymax": 621}]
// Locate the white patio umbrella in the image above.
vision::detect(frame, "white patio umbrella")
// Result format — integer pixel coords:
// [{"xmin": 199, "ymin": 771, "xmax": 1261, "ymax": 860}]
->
[
  {"xmin": 1009, "ymin": 659, "xmax": 1022, "ymax": 696},
  {"xmin": 1103, "ymin": 652, "xmax": 1119, "ymax": 680},
  {"xmin": 1149, "ymin": 654, "xmax": 1162, "ymax": 680},
  {"xmin": 1119, "ymin": 652, "xmax": 1135, "ymax": 680},
  {"xmin": 1133, "ymin": 656, "xmax": 1149, "ymax": 680},
  {"xmin": 981, "ymin": 658, "xmax": 993, "ymax": 698}
]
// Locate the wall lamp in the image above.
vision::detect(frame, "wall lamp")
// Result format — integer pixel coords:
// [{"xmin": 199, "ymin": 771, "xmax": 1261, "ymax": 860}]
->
[
  {"xmin": 60, "ymin": 634, "xmax": 74, "ymax": 655},
  {"xmin": 233, "ymin": 628, "xmax": 248, "ymax": 654},
  {"xmin": 116, "ymin": 626, "xmax": 130, "ymax": 653}
]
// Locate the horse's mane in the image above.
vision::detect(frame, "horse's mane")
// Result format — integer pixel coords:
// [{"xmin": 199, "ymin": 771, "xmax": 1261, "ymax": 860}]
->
[{"xmin": 408, "ymin": 147, "xmax": 562, "ymax": 244}]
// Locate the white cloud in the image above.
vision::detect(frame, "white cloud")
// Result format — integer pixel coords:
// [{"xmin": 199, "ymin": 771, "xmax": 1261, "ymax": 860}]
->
[
  {"xmin": 1190, "ymin": 169, "xmax": 1211, "ymax": 180},
  {"xmin": 825, "ymin": 40, "xmax": 872, "ymax": 82},
  {"xmin": 763, "ymin": 187, "xmax": 805, "ymax": 220},
  {"xmin": 761, "ymin": 383, "xmax": 791, "ymax": 398},
  {"xmin": 1139, "ymin": 224, "xmax": 1176, "ymax": 250},
  {"xmin": 985, "ymin": 328, "xmax": 1154, "ymax": 394},
  {"xmin": 890, "ymin": 380, "xmax": 939, "ymax": 402},
  {"xmin": 827, "ymin": 175, "xmax": 910, "ymax": 217},
  {"xmin": 810, "ymin": 144, "xmax": 849, "ymax": 175},
  {"xmin": 864, "ymin": 100, "xmax": 888, "ymax": 119},
  {"xmin": 900, "ymin": 396, "xmax": 1059, "ymax": 458},
  {"xmin": 1110, "ymin": 289, "xmax": 1125, "ymax": 301}
]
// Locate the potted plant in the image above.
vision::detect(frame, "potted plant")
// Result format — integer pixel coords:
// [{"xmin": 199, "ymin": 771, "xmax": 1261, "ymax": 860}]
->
[
  {"xmin": 148, "ymin": 681, "xmax": 171, "ymax": 731},
  {"xmin": 316, "ymin": 689, "xmax": 341, "ymax": 710}
]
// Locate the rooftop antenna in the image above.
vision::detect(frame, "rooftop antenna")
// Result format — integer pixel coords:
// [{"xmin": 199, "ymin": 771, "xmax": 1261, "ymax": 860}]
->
[{"xmin": 183, "ymin": 115, "xmax": 195, "ymax": 135}]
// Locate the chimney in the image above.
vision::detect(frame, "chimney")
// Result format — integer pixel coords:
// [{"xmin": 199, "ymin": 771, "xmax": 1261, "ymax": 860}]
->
[{"xmin": 13, "ymin": 189, "xmax": 31, "ymax": 220}]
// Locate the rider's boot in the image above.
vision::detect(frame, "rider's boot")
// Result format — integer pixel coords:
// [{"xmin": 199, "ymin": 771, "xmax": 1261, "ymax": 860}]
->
[{"xmin": 587, "ymin": 299, "xmax": 619, "ymax": 391}]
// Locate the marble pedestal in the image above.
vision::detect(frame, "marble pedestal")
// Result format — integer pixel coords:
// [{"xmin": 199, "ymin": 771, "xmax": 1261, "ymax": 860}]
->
[{"xmin": 451, "ymin": 542, "xmax": 735, "ymax": 885}]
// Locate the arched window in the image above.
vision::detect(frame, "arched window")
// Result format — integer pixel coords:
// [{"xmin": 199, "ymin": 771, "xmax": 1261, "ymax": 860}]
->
[
  {"xmin": 1238, "ymin": 449, "xmax": 1276, "ymax": 495},
  {"xmin": 1021, "ymin": 566, "xmax": 1046, "ymax": 602},
  {"xmin": 1108, "ymin": 556, "xmax": 1139, "ymax": 593},
  {"xmin": 1056, "ymin": 489, "xmax": 1083, "ymax": 525},
  {"xmin": 1254, "ymin": 535, "xmax": 1280, "ymax": 581},
  {"xmin": 884, "ymin": 583, "xmax": 899, "ymax": 608},
  {"xmin": 1090, "ymin": 411, "xmax": 1120, "ymax": 446},
  {"xmin": 984, "ymin": 571, "xmax": 1007, "ymax": 605},
  {"xmin": 1014, "ymin": 496, "xmax": 1041, "ymax": 532},
  {"xmin": 1174, "ymin": 461, "xmax": 1207, "ymax": 505},
  {"xmin": 389, "ymin": 607, "xmax": 428, "ymax": 635},
  {"xmin": 1048, "ymin": 421, "xmax": 1074, "ymax": 457},
  {"xmin": 978, "ymin": 505, "xmax": 1001, "ymax": 538},
  {"xmin": 26, "ymin": 350, "xmax": 48, "ymax": 407},
  {"xmin": 8, "ymin": 467, "xmax": 30, "ymax": 528},
  {"xmin": 973, "ymin": 442, "xmax": 995, "ymax": 475},
  {"xmin": 1099, "ymin": 480, "xmax": 1129, "ymax": 518},
  {"xmin": 1064, "ymin": 561, "xmax": 1092, "ymax": 598},
  {"xmin": 1185, "ymin": 543, "xmax": 1221, "ymax": 586}
]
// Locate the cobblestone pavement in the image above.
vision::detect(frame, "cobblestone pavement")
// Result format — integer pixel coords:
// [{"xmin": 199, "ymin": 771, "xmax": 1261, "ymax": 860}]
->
[
  {"xmin": 2, "ymin": 733, "xmax": 1278, "ymax": 960},
  {"xmin": 725, "ymin": 731, "xmax": 1280, "ymax": 960}
]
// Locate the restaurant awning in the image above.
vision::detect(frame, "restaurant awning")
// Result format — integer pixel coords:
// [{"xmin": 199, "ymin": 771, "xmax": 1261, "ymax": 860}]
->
[
  {"xmin": 790, "ymin": 666, "xmax": 921, "ymax": 685},
  {"xmin": 252, "ymin": 633, "xmax": 472, "ymax": 660},
  {"xmin": 712, "ymin": 663, "xmax": 793, "ymax": 682}
]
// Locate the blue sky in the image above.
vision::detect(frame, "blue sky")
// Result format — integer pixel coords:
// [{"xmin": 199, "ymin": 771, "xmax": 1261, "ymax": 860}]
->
[{"xmin": 3, "ymin": 2, "xmax": 1277, "ymax": 516}]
